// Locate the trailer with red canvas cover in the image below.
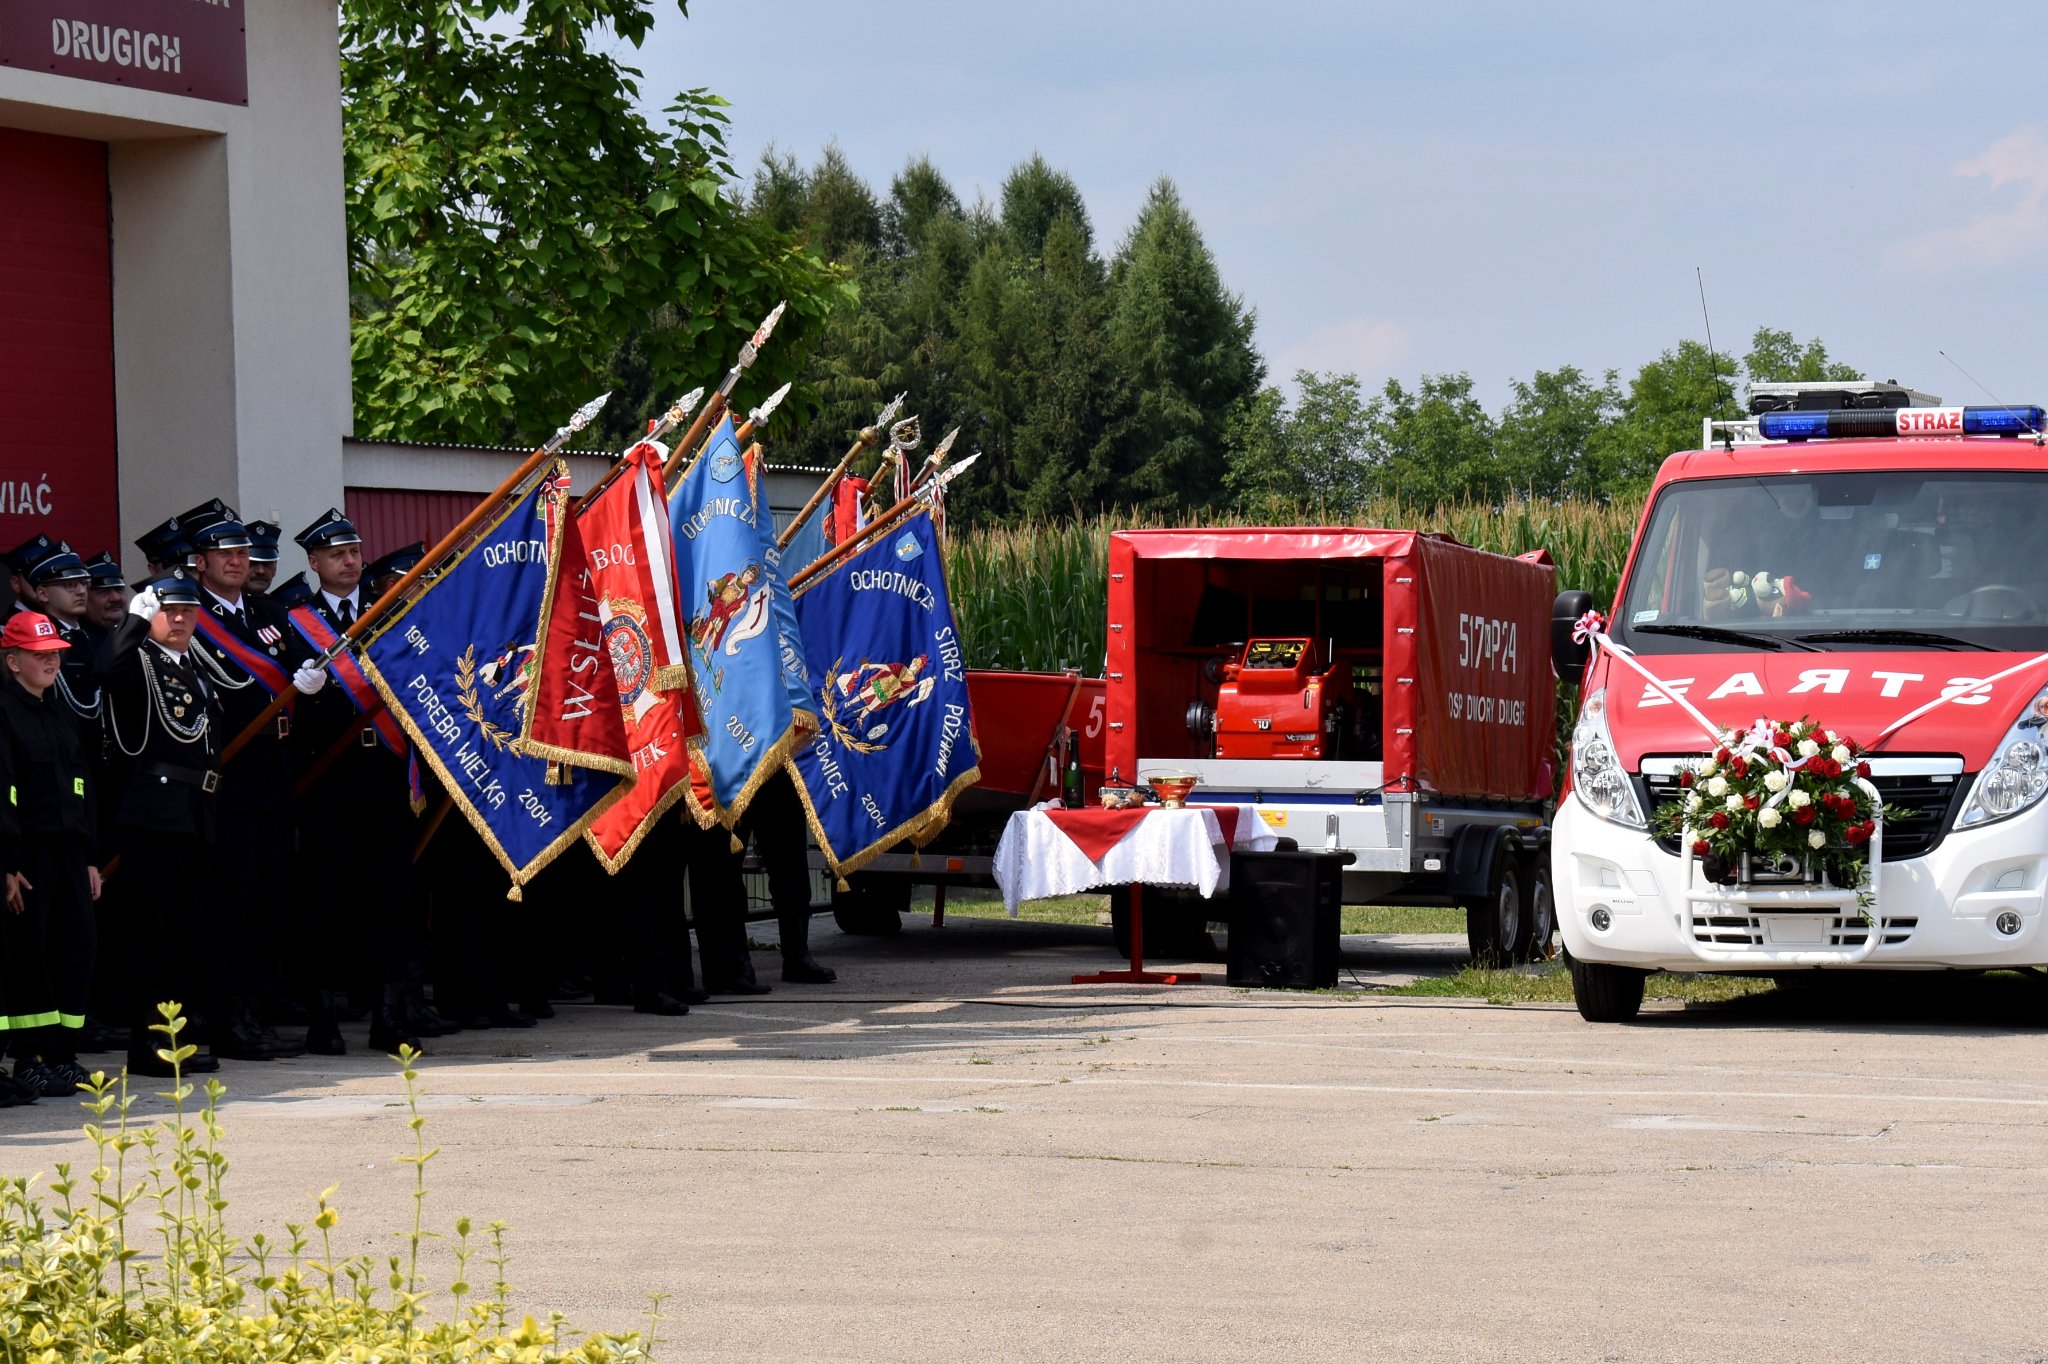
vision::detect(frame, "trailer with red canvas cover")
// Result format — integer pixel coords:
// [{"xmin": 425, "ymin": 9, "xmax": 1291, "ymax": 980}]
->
[{"xmin": 1106, "ymin": 527, "xmax": 1559, "ymax": 962}]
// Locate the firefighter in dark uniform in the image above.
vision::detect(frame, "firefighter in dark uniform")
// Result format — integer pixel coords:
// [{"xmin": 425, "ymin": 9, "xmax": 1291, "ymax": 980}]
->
[
  {"xmin": 135, "ymin": 517, "xmax": 195, "ymax": 579},
  {"xmin": 179, "ymin": 499, "xmax": 328, "ymax": 1059},
  {"xmin": 244, "ymin": 520, "xmax": 281, "ymax": 596},
  {"xmin": 740, "ymin": 768, "xmax": 836, "ymax": 984},
  {"xmin": 290, "ymin": 510, "xmax": 433, "ymax": 1054},
  {"xmin": 102, "ymin": 571, "xmax": 224, "ymax": 1077},
  {"xmin": 84, "ymin": 552, "xmax": 131, "ymax": 634},
  {"xmin": 0, "ymin": 610, "xmax": 102, "ymax": 1096}
]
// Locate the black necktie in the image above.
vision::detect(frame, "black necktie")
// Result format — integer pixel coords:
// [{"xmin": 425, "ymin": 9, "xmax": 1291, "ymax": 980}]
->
[{"xmin": 337, "ymin": 598, "xmax": 355, "ymax": 627}]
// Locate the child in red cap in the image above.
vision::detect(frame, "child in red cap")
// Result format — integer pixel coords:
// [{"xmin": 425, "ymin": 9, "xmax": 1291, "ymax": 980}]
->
[{"xmin": 0, "ymin": 610, "xmax": 100, "ymax": 1100}]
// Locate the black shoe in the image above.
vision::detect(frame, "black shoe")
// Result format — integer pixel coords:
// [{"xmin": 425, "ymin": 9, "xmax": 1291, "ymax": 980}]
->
[
  {"xmin": 15, "ymin": 1060, "xmax": 73, "ymax": 1098},
  {"xmin": 0, "ymin": 1073, "xmax": 38, "ymax": 1105},
  {"xmin": 237, "ymin": 1008, "xmax": 305, "ymax": 1059},
  {"xmin": 486, "ymin": 1004, "xmax": 537, "ymax": 1029},
  {"xmin": 49, "ymin": 1059, "xmax": 93, "ymax": 1089},
  {"xmin": 306, "ymin": 1019, "xmax": 346, "ymax": 1057},
  {"xmin": 703, "ymin": 979, "xmax": 772, "ymax": 996},
  {"xmin": 519, "ymin": 999, "xmax": 557, "ymax": 1020},
  {"xmin": 211, "ymin": 1030, "xmax": 279, "ymax": 1062},
  {"xmin": 261, "ymin": 996, "xmax": 311, "ymax": 1027},
  {"xmin": 633, "ymin": 992, "xmax": 690, "ymax": 1016},
  {"xmin": 401, "ymin": 984, "xmax": 458, "ymax": 1037},
  {"xmin": 453, "ymin": 1008, "xmax": 494, "ymax": 1031},
  {"xmin": 81, "ymin": 1019, "xmax": 128, "ymax": 1052},
  {"xmin": 781, "ymin": 954, "xmax": 838, "ymax": 985},
  {"xmin": 126, "ymin": 1048, "xmax": 219, "ymax": 1078}
]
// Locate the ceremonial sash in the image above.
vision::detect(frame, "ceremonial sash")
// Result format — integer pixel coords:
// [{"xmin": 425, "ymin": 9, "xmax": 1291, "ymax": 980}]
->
[
  {"xmin": 289, "ymin": 605, "xmax": 414, "ymax": 762},
  {"xmin": 192, "ymin": 608, "xmax": 295, "ymax": 699}
]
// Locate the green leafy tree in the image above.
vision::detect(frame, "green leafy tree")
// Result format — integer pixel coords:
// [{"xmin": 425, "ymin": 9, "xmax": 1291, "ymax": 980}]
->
[
  {"xmin": 1743, "ymin": 326, "xmax": 1862, "ymax": 388},
  {"xmin": 1224, "ymin": 372, "xmax": 1374, "ymax": 512},
  {"xmin": 343, "ymin": 0, "xmax": 847, "ymax": 447},
  {"xmin": 1105, "ymin": 178, "xmax": 1264, "ymax": 509},
  {"xmin": 1496, "ymin": 365, "xmax": 1622, "ymax": 497},
  {"xmin": 1361, "ymin": 373, "xmax": 1500, "ymax": 506},
  {"xmin": 1580, "ymin": 339, "xmax": 1738, "ymax": 493}
]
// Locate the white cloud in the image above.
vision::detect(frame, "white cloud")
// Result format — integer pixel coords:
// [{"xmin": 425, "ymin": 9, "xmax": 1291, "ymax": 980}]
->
[
  {"xmin": 1887, "ymin": 127, "xmax": 2048, "ymax": 271},
  {"xmin": 1272, "ymin": 317, "xmax": 1411, "ymax": 385}
]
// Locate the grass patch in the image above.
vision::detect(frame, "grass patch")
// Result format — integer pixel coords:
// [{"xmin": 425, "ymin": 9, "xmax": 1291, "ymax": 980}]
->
[
  {"xmin": 1387, "ymin": 963, "xmax": 1778, "ymax": 1006},
  {"xmin": 940, "ymin": 892, "xmax": 1108, "ymax": 927},
  {"xmin": 1342, "ymin": 905, "xmax": 1465, "ymax": 935}
]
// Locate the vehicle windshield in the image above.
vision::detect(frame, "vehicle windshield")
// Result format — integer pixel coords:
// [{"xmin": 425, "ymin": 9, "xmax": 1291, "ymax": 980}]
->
[{"xmin": 1615, "ymin": 470, "xmax": 2048, "ymax": 652}]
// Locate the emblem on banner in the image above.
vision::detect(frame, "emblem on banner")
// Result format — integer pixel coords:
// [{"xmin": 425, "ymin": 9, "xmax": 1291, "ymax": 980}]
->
[
  {"xmin": 689, "ymin": 563, "xmax": 771, "ymax": 679},
  {"xmin": 894, "ymin": 533, "xmax": 923, "ymax": 562},
  {"xmin": 710, "ymin": 445, "xmax": 744, "ymax": 483},
  {"xmin": 602, "ymin": 596, "xmax": 656, "ymax": 714},
  {"xmin": 457, "ymin": 642, "xmax": 533, "ymax": 749},
  {"xmin": 823, "ymin": 653, "xmax": 935, "ymax": 752}
]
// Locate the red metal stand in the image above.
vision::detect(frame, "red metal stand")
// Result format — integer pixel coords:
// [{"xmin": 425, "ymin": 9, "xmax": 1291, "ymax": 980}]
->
[{"xmin": 1072, "ymin": 884, "xmax": 1203, "ymax": 985}]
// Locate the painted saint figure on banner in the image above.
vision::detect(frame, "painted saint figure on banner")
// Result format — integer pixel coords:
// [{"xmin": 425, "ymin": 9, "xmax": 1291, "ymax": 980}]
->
[
  {"xmin": 836, "ymin": 655, "xmax": 934, "ymax": 732},
  {"xmin": 691, "ymin": 561, "xmax": 770, "ymax": 661}
]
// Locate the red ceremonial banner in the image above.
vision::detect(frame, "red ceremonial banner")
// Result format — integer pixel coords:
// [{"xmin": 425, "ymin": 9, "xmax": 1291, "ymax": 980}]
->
[
  {"xmin": 519, "ymin": 466, "xmax": 632, "ymax": 779},
  {"xmin": 580, "ymin": 442, "xmax": 707, "ymax": 869}
]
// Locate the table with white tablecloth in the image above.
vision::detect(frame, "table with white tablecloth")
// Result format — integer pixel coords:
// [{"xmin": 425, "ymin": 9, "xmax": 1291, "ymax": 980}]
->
[{"xmin": 991, "ymin": 802, "xmax": 1280, "ymax": 915}]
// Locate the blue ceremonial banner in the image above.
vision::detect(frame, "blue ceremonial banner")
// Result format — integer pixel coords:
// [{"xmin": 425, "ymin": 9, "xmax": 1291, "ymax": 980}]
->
[
  {"xmin": 359, "ymin": 465, "xmax": 632, "ymax": 896},
  {"xmin": 789, "ymin": 510, "xmax": 980, "ymax": 879},
  {"xmin": 670, "ymin": 417, "xmax": 816, "ymax": 824}
]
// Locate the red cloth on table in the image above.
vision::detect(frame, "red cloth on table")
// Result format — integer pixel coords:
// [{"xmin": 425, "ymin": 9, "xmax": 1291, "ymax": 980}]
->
[{"xmin": 1042, "ymin": 805, "xmax": 1241, "ymax": 863}]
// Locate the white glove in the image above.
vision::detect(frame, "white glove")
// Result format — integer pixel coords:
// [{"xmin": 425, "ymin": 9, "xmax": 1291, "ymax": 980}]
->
[
  {"xmin": 127, "ymin": 587, "xmax": 161, "ymax": 622},
  {"xmin": 292, "ymin": 662, "xmax": 328, "ymax": 695}
]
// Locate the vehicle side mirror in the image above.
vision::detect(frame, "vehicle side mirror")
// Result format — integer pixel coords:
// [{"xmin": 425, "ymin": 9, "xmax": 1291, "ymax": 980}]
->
[{"xmin": 1552, "ymin": 589, "xmax": 1594, "ymax": 683}]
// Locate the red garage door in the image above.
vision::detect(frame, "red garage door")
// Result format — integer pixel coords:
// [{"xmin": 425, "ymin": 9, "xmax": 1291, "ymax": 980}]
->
[{"xmin": 0, "ymin": 128, "xmax": 118, "ymax": 560}]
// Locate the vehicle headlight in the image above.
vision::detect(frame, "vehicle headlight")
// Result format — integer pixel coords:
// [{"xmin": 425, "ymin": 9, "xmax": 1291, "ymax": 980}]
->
[
  {"xmin": 1958, "ymin": 683, "xmax": 2048, "ymax": 828},
  {"xmin": 1571, "ymin": 688, "xmax": 1645, "ymax": 829}
]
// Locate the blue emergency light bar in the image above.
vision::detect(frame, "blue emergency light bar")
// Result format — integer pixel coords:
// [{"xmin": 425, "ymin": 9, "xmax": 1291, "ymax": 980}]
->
[{"xmin": 1759, "ymin": 405, "xmax": 2046, "ymax": 441}]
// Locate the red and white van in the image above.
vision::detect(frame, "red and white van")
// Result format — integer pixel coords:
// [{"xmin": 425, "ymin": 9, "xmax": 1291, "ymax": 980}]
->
[{"xmin": 1553, "ymin": 382, "xmax": 2048, "ymax": 1019}]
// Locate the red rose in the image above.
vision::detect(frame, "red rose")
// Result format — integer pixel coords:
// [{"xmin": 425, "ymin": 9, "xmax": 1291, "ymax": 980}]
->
[
  {"xmin": 1730, "ymin": 757, "xmax": 1747, "ymax": 778},
  {"xmin": 1692, "ymin": 839, "xmax": 1711, "ymax": 856},
  {"xmin": 1845, "ymin": 824, "xmax": 1870, "ymax": 846},
  {"xmin": 1709, "ymin": 811, "xmax": 1731, "ymax": 829},
  {"xmin": 1856, "ymin": 761, "xmax": 1871, "ymax": 779},
  {"xmin": 1679, "ymin": 769, "xmax": 1696, "ymax": 788},
  {"xmin": 1818, "ymin": 758, "xmax": 1840, "ymax": 779},
  {"xmin": 1793, "ymin": 807, "xmax": 1816, "ymax": 826},
  {"xmin": 1774, "ymin": 730, "xmax": 1793, "ymax": 749},
  {"xmin": 1714, "ymin": 747, "xmax": 1731, "ymax": 764},
  {"xmin": 1745, "ymin": 795, "xmax": 1759, "ymax": 810}
]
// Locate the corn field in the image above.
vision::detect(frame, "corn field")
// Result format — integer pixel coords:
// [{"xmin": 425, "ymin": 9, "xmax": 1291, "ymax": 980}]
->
[{"xmin": 943, "ymin": 496, "xmax": 1643, "ymax": 674}]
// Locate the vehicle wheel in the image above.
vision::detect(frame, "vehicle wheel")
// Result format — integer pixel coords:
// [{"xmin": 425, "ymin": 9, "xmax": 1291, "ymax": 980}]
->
[
  {"xmin": 1110, "ymin": 886, "xmax": 1216, "ymax": 961},
  {"xmin": 831, "ymin": 875, "xmax": 906, "ymax": 936},
  {"xmin": 1463, "ymin": 856, "xmax": 1523, "ymax": 968},
  {"xmin": 1570, "ymin": 956, "xmax": 1646, "ymax": 1022},
  {"xmin": 1520, "ymin": 848, "xmax": 1556, "ymax": 963}
]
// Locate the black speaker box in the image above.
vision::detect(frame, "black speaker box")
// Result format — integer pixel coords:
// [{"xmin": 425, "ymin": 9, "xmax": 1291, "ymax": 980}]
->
[{"xmin": 1226, "ymin": 849, "xmax": 1349, "ymax": 989}]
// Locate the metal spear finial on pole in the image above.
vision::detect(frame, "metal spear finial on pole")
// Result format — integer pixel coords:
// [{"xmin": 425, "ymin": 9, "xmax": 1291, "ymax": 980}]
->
[
  {"xmin": 789, "ymin": 450, "xmax": 981, "ymax": 591},
  {"xmin": 664, "ymin": 301, "xmax": 790, "ymax": 486},
  {"xmin": 774, "ymin": 394, "xmax": 909, "ymax": 551}
]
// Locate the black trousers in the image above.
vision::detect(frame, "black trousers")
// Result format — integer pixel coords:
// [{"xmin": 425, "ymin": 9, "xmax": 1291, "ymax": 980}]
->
[
  {"xmin": 1, "ymin": 836, "xmax": 95, "ymax": 1061},
  {"xmin": 682, "ymin": 817, "xmax": 756, "ymax": 987},
  {"xmin": 217, "ymin": 807, "xmax": 292, "ymax": 1008},
  {"xmin": 737, "ymin": 769, "xmax": 817, "ymax": 962},
  {"xmin": 118, "ymin": 828, "xmax": 222, "ymax": 1046},
  {"xmin": 608, "ymin": 816, "xmax": 696, "ymax": 998}
]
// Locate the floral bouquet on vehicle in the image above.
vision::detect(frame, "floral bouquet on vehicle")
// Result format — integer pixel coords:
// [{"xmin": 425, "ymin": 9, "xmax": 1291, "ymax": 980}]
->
[{"xmin": 1650, "ymin": 717, "xmax": 1908, "ymax": 909}]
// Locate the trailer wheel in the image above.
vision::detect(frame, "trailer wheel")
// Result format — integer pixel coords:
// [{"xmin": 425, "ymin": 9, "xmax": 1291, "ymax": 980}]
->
[
  {"xmin": 831, "ymin": 875, "xmax": 907, "ymax": 936},
  {"xmin": 1521, "ymin": 848, "xmax": 1556, "ymax": 963},
  {"xmin": 1569, "ymin": 957, "xmax": 1646, "ymax": 1022},
  {"xmin": 1463, "ymin": 857, "xmax": 1523, "ymax": 968}
]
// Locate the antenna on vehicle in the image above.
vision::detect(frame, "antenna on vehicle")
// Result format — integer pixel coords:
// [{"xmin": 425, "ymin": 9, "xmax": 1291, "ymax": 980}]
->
[
  {"xmin": 1697, "ymin": 267, "xmax": 1734, "ymax": 452},
  {"xmin": 1937, "ymin": 349, "xmax": 2045, "ymax": 447}
]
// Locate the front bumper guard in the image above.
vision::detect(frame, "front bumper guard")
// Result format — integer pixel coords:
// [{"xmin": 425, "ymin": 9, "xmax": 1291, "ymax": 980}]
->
[{"xmin": 1677, "ymin": 776, "xmax": 1886, "ymax": 967}]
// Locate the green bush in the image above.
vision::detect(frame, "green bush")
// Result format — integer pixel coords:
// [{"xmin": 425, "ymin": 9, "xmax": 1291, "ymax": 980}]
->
[{"xmin": 0, "ymin": 1004, "xmax": 662, "ymax": 1362}]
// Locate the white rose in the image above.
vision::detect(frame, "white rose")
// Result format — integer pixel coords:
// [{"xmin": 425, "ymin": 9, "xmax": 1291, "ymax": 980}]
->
[
  {"xmin": 1763, "ymin": 770, "xmax": 1788, "ymax": 792},
  {"xmin": 1686, "ymin": 794, "xmax": 1703, "ymax": 813},
  {"xmin": 1788, "ymin": 790, "xmax": 1811, "ymax": 808},
  {"xmin": 1758, "ymin": 807, "xmax": 1783, "ymax": 828},
  {"xmin": 1725, "ymin": 794, "xmax": 1744, "ymax": 811},
  {"xmin": 1808, "ymin": 830, "xmax": 1827, "ymax": 849},
  {"xmin": 1799, "ymin": 739, "xmax": 1821, "ymax": 758},
  {"xmin": 1831, "ymin": 744, "xmax": 1852, "ymax": 764},
  {"xmin": 1823, "ymin": 730, "xmax": 1839, "ymax": 744},
  {"xmin": 1706, "ymin": 776, "xmax": 1729, "ymax": 797}
]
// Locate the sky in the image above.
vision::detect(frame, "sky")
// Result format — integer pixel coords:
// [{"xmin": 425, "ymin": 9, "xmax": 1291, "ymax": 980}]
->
[{"xmin": 615, "ymin": 1, "xmax": 2048, "ymax": 411}]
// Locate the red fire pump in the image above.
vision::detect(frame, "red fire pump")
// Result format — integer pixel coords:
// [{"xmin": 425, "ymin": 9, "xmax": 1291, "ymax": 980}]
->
[{"xmin": 1190, "ymin": 638, "xmax": 1357, "ymax": 761}]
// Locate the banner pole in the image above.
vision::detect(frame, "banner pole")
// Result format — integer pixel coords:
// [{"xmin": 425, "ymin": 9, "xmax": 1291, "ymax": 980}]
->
[{"xmin": 775, "ymin": 396, "xmax": 907, "ymax": 551}]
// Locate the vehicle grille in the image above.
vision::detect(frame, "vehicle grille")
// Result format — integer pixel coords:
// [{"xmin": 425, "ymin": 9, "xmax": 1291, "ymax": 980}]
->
[
  {"xmin": 1688, "ymin": 914, "xmax": 1918, "ymax": 948},
  {"xmin": 1642, "ymin": 766, "xmax": 1967, "ymax": 863}
]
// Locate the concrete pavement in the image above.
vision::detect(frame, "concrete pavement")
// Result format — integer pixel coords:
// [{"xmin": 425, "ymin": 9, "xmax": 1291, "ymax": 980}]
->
[{"xmin": 4, "ymin": 917, "xmax": 2047, "ymax": 1361}]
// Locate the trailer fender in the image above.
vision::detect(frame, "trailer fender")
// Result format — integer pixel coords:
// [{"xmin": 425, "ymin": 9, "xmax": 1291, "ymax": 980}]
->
[{"xmin": 1446, "ymin": 824, "xmax": 1519, "ymax": 902}]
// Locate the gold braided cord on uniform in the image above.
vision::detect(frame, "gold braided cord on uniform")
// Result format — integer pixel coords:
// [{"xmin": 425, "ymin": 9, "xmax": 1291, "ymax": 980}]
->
[{"xmin": 353, "ymin": 465, "xmax": 631, "ymax": 900}]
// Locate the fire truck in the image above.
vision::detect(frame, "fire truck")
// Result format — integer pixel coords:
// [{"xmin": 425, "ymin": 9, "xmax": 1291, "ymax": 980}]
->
[
  {"xmin": 1101, "ymin": 527, "xmax": 1560, "ymax": 963},
  {"xmin": 1553, "ymin": 381, "xmax": 2048, "ymax": 1020}
]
